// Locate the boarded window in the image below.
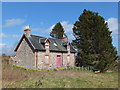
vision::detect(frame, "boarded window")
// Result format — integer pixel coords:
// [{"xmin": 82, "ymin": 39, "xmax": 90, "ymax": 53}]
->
[
  {"xmin": 45, "ymin": 45, "xmax": 49, "ymax": 48},
  {"xmin": 45, "ymin": 41, "xmax": 49, "ymax": 49},
  {"xmin": 45, "ymin": 55, "xmax": 49, "ymax": 64},
  {"xmin": 67, "ymin": 56, "xmax": 70, "ymax": 63},
  {"xmin": 67, "ymin": 45, "xmax": 70, "ymax": 50}
]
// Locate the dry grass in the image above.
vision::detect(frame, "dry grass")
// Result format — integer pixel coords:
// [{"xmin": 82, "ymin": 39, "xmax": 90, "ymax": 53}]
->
[{"xmin": 2, "ymin": 64, "xmax": 118, "ymax": 88}]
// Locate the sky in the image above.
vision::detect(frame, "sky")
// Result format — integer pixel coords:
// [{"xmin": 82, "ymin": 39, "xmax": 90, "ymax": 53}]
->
[{"xmin": 1, "ymin": 2, "xmax": 119, "ymax": 55}]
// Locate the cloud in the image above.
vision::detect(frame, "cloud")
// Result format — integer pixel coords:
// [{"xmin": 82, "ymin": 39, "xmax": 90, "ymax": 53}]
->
[
  {"xmin": 105, "ymin": 17, "xmax": 118, "ymax": 41},
  {"xmin": 63, "ymin": 21, "xmax": 74, "ymax": 41},
  {"xmin": 107, "ymin": 17, "xmax": 118, "ymax": 34},
  {"xmin": 0, "ymin": 32, "xmax": 19, "ymax": 38},
  {"xmin": 0, "ymin": 43, "xmax": 15, "ymax": 56},
  {"xmin": 61, "ymin": 21, "xmax": 74, "ymax": 33},
  {"xmin": 106, "ymin": 17, "xmax": 118, "ymax": 50},
  {"xmin": 0, "ymin": 43, "xmax": 6, "ymax": 48},
  {"xmin": 0, "ymin": 33, "xmax": 7, "ymax": 38},
  {"xmin": 61, "ymin": 21, "xmax": 74, "ymax": 42},
  {"xmin": 2, "ymin": 18, "xmax": 25, "ymax": 28}
]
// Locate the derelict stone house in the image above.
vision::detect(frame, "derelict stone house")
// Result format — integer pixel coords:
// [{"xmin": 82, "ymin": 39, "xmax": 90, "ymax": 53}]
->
[{"xmin": 14, "ymin": 25, "xmax": 76, "ymax": 69}]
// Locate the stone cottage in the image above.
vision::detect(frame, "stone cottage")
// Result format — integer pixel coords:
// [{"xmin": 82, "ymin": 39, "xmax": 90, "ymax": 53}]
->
[{"xmin": 14, "ymin": 25, "xmax": 76, "ymax": 69}]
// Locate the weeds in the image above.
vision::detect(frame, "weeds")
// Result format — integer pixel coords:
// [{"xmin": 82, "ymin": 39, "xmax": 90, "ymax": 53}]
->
[{"xmin": 2, "ymin": 64, "xmax": 118, "ymax": 88}]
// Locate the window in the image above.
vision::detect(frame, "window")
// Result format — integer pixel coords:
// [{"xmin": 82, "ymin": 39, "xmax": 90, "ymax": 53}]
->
[
  {"xmin": 67, "ymin": 56, "xmax": 70, "ymax": 63},
  {"xmin": 39, "ymin": 38, "xmax": 41, "ymax": 43},
  {"xmin": 45, "ymin": 45, "xmax": 49, "ymax": 48},
  {"xmin": 67, "ymin": 45, "xmax": 70, "ymax": 50},
  {"xmin": 45, "ymin": 42, "xmax": 49, "ymax": 48},
  {"xmin": 45, "ymin": 55, "xmax": 49, "ymax": 64}
]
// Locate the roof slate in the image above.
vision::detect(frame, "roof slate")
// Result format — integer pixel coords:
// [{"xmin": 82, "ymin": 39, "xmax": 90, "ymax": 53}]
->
[{"xmin": 27, "ymin": 34, "xmax": 76, "ymax": 53}]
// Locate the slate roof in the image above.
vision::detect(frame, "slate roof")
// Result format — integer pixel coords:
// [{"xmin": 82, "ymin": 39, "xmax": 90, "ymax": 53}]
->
[
  {"xmin": 15, "ymin": 34, "xmax": 76, "ymax": 53},
  {"xmin": 28, "ymin": 34, "xmax": 76, "ymax": 53},
  {"xmin": 28, "ymin": 35, "xmax": 46, "ymax": 51}
]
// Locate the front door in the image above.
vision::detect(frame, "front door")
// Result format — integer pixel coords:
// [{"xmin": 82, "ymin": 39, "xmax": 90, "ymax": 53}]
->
[{"xmin": 57, "ymin": 55, "xmax": 61, "ymax": 67}]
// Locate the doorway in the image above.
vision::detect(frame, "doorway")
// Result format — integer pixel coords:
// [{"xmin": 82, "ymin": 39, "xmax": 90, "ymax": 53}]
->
[{"xmin": 56, "ymin": 55, "xmax": 61, "ymax": 67}]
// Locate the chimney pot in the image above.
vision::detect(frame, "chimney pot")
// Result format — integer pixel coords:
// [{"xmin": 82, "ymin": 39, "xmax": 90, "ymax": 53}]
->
[
  {"xmin": 24, "ymin": 25, "xmax": 31, "ymax": 37},
  {"xmin": 25, "ymin": 25, "xmax": 30, "ymax": 29}
]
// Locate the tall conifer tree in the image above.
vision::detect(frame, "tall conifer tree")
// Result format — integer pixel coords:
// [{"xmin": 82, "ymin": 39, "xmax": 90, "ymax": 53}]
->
[
  {"xmin": 72, "ymin": 9, "xmax": 117, "ymax": 72},
  {"xmin": 50, "ymin": 22, "xmax": 64, "ymax": 39}
]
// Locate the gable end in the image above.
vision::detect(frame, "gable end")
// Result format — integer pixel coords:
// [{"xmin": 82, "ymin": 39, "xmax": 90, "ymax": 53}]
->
[{"xmin": 14, "ymin": 34, "xmax": 35, "ymax": 52}]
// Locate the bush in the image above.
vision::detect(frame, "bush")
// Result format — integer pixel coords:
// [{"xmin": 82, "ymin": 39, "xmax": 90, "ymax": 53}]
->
[{"xmin": 2, "ymin": 59, "xmax": 9, "ymax": 64}]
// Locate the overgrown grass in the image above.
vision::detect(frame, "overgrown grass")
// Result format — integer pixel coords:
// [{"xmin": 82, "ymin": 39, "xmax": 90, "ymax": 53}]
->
[{"xmin": 2, "ymin": 64, "xmax": 118, "ymax": 88}]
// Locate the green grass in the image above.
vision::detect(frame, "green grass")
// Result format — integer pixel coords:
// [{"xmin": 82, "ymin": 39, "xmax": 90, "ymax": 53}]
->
[{"xmin": 2, "ymin": 64, "xmax": 118, "ymax": 88}]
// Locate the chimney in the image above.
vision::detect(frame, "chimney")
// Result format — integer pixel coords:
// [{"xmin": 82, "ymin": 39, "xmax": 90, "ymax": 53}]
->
[
  {"xmin": 24, "ymin": 25, "xmax": 31, "ymax": 37},
  {"xmin": 67, "ymin": 43, "xmax": 70, "ymax": 54}
]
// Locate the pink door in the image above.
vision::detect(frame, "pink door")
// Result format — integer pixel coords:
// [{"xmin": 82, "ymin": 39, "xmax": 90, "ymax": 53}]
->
[{"xmin": 57, "ymin": 55, "xmax": 61, "ymax": 67}]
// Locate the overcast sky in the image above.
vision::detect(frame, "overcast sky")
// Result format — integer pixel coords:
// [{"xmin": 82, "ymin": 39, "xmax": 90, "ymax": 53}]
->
[{"xmin": 1, "ymin": 2, "xmax": 119, "ymax": 55}]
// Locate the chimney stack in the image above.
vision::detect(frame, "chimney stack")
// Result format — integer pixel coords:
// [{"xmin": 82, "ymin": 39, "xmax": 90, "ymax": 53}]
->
[{"xmin": 24, "ymin": 25, "xmax": 31, "ymax": 37}]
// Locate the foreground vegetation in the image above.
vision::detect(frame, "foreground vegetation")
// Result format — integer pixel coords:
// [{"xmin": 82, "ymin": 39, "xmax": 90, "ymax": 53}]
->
[{"xmin": 2, "ymin": 64, "xmax": 118, "ymax": 88}]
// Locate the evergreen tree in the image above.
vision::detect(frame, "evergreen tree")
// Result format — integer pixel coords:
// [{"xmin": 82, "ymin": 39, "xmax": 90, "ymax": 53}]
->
[
  {"xmin": 50, "ymin": 22, "xmax": 64, "ymax": 39},
  {"xmin": 72, "ymin": 9, "xmax": 117, "ymax": 72}
]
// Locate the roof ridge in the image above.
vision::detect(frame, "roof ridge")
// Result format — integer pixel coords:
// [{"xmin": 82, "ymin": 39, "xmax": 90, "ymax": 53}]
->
[
  {"xmin": 31, "ymin": 34, "xmax": 70, "ymax": 45},
  {"xmin": 31, "ymin": 34, "xmax": 65, "ymax": 41},
  {"xmin": 31, "ymin": 34, "xmax": 46, "ymax": 38}
]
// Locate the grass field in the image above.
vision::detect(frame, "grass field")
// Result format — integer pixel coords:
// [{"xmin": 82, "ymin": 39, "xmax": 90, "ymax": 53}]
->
[{"xmin": 2, "ymin": 64, "xmax": 118, "ymax": 88}]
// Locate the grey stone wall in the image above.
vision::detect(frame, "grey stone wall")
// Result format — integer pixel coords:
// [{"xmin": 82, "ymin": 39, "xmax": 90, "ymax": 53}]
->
[
  {"xmin": 16, "ymin": 39, "xmax": 35, "ymax": 69},
  {"xmin": 37, "ymin": 51, "xmax": 75, "ymax": 69},
  {"xmin": 16, "ymin": 38, "xmax": 75, "ymax": 69}
]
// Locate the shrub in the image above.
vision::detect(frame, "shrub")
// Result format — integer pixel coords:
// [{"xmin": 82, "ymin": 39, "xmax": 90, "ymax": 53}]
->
[{"xmin": 2, "ymin": 59, "xmax": 9, "ymax": 64}]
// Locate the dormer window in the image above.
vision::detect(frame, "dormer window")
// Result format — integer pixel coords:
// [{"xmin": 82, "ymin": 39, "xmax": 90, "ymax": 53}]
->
[
  {"xmin": 39, "ymin": 38, "xmax": 41, "ymax": 43},
  {"xmin": 45, "ymin": 42, "xmax": 49, "ymax": 48},
  {"xmin": 67, "ymin": 43, "xmax": 70, "ymax": 54},
  {"xmin": 67, "ymin": 45, "xmax": 70, "ymax": 50},
  {"xmin": 45, "ymin": 40, "xmax": 50, "ymax": 53}
]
